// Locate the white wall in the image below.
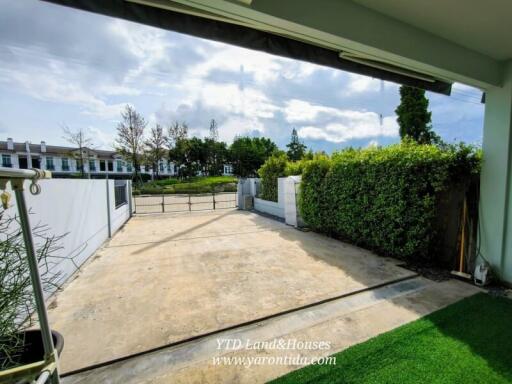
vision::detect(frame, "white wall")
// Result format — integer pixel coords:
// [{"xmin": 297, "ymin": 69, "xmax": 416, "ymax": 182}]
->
[
  {"xmin": 254, "ymin": 197, "xmax": 285, "ymax": 218},
  {"xmin": 252, "ymin": 178, "xmax": 286, "ymax": 219},
  {"xmin": 244, "ymin": 177, "xmax": 303, "ymax": 225},
  {"xmin": 6, "ymin": 179, "xmax": 131, "ymax": 296}
]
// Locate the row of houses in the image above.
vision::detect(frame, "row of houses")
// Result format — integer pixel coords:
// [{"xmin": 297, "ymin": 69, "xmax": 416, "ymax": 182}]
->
[{"xmin": 0, "ymin": 138, "xmax": 234, "ymax": 178}]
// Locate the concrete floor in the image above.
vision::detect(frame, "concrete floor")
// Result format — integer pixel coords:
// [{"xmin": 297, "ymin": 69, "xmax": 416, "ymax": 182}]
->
[
  {"xmin": 48, "ymin": 209, "xmax": 416, "ymax": 373},
  {"xmin": 62, "ymin": 277, "xmax": 481, "ymax": 384}
]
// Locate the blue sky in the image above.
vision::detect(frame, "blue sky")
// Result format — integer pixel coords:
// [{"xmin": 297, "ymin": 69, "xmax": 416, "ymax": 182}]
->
[{"xmin": 0, "ymin": 0, "xmax": 485, "ymax": 152}]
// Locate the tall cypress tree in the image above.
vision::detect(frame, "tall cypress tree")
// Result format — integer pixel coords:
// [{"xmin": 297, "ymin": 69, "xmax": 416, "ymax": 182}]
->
[
  {"xmin": 395, "ymin": 86, "xmax": 440, "ymax": 144},
  {"xmin": 286, "ymin": 128, "xmax": 307, "ymax": 161}
]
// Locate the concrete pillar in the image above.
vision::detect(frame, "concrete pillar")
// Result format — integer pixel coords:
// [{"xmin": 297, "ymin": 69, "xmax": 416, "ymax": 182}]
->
[
  {"xmin": 480, "ymin": 61, "xmax": 512, "ymax": 283},
  {"xmin": 284, "ymin": 176, "xmax": 301, "ymax": 227},
  {"xmin": 237, "ymin": 179, "xmax": 243, "ymax": 210}
]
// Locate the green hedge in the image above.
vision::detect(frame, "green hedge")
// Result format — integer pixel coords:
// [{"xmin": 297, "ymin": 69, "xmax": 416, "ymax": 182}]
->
[
  {"xmin": 300, "ymin": 142, "xmax": 480, "ymax": 262},
  {"xmin": 258, "ymin": 153, "xmax": 328, "ymax": 202},
  {"xmin": 258, "ymin": 154, "xmax": 288, "ymax": 202},
  {"xmin": 133, "ymin": 176, "xmax": 237, "ymax": 195}
]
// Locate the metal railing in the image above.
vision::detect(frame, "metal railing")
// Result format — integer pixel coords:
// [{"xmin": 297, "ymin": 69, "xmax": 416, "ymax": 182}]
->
[
  {"xmin": 0, "ymin": 167, "xmax": 60, "ymax": 384},
  {"xmin": 133, "ymin": 192, "xmax": 237, "ymax": 214}
]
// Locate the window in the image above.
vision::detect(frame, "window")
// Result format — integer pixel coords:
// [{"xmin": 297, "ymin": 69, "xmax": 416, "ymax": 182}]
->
[
  {"xmin": 89, "ymin": 159, "xmax": 96, "ymax": 171},
  {"xmin": 1, "ymin": 154, "xmax": 12, "ymax": 167},
  {"xmin": 159, "ymin": 162, "xmax": 164, "ymax": 172},
  {"xmin": 107, "ymin": 161, "xmax": 113, "ymax": 172},
  {"xmin": 116, "ymin": 160, "xmax": 123, "ymax": 172},
  {"xmin": 99, "ymin": 160, "xmax": 106, "ymax": 172},
  {"xmin": 114, "ymin": 181, "xmax": 127, "ymax": 208},
  {"xmin": 224, "ymin": 164, "xmax": 233, "ymax": 175},
  {"xmin": 126, "ymin": 162, "xmax": 132, "ymax": 172},
  {"xmin": 61, "ymin": 158, "xmax": 69, "ymax": 171},
  {"xmin": 45, "ymin": 156, "xmax": 55, "ymax": 170}
]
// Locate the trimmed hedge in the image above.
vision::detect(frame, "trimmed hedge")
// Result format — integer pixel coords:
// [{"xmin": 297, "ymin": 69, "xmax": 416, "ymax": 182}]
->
[
  {"xmin": 300, "ymin": 142, "xmax": 480, "ymax": 262},
  {"xmin": 133, "ymin": 176, "xmax": 237, "ymax": 195},
  {"xmin": 258, "ymin": 154, "xmax": 321, "ymax": 201},
  {"xmin": 258, "ymin": 154, "xmax": 288, "ymax": 202}
]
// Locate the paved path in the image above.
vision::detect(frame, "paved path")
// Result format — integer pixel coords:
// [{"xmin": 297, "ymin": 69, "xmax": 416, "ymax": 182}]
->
[{"xmin": 49, "ymin": 209, "xmax": 415, "ymax": 373}]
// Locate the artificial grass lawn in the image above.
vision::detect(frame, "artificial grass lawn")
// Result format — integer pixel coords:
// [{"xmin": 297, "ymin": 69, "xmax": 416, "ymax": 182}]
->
[{"xmin": 270, "ymin": 293, "xmax": 512, "ymax": 384}]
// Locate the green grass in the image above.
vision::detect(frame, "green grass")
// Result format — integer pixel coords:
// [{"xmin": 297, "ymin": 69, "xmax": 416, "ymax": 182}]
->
[
  {"xmin": 134, "ymin": 176, "xmax": 237, "ymax": 195},
  {"xmin": 270, "ymin": 293, "xmax": 512, "ymax": 384}
]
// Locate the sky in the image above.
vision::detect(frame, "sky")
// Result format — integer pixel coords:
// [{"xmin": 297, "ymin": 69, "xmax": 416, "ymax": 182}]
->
[{"xmin": 0, "ymin": 0, "xmax": 485, "ymax": 153}]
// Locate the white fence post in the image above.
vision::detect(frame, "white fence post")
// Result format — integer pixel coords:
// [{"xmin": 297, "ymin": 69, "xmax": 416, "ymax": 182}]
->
[
  {"xmin": 106, "ymin": 179, "xmax": 112, "ymax": 238},
  {"xmin": 127, "ymin": 180, "xmax": 133, "ymax": 217},
  {"xmin": 284, "ymin": 176, "xmax": 301, "ymax": 227}
]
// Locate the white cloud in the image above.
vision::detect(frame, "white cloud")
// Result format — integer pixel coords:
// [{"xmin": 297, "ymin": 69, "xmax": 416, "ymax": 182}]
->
[
  {"xmin": 88, "ymin": 126, "xmax": 116, "ymax": 149},
  {"xmin": 284, "ymin": 99, "xmax": 340, "ymax": 123},
  {"xmin": 218, "ymin": 115, "xmax": 265, "ymax": 143},
  {"xmin": 346, "ymin": 74, "xmax": 381, "ymax": 93},
  {"xmin": 97, "ymin": 84, "xmax": 141, "ymax": 96},
  {"xmin": 366, "ymin": 139, "xmax": 379, "ymax": 148},
  {"xmin": 107, "ymin": 19, "xmax": 172, "ymax": 83},
  {"xmin": 298, "ymin": 115, "xmax": 398, "ymax": 143},
  {"xmin": 180, "ymin": 80, "xmax": 278, "ymax": 120},
  {"xmin": 0, "ymin": 67, "xmax": 126, "ymax": 119},
  {"xmin": 187, "ymin": 45, "xmax": 282, "ymax": 85}
]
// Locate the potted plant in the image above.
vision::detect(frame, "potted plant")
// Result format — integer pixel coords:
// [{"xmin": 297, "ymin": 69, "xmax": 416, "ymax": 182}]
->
[{"xmin": 0, "ymin": 206, "xmax": 65, "ymax": 383}]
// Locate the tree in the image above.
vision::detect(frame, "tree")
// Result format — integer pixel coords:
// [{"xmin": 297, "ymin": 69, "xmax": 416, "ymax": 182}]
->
[
  {"xmin": 167, "ymin": 121, "xmax": 188, "ymax": 147},
  {"xmin": 167, "ymin": 121, "xmax": 189, "ymax": 178},
  {"xmin": 145, "ymin": 124, "xmax": 167, "ymax": 178},
  {"xmin": 205, "ymin": 139, "xmax": 228, "ymax": 176},
  {"xmin": 286, "ymin": 128, "xmax": 307, "ymax": 161},
  {"xmin": 395, "ymin": 85, "xmax": 440, "ymax": 144},
  {"xmin": 209, "ymin": 119, "xmax": 219, "ymax": 142},
  {"xmin": 229, "ymin": 136, "xmax": 278, "ymax": 177},
  {"xmin": 62, "ymin": 125, "xmax": 93, "ymax": 178},
  {"xmin": 115, "ymin": 105, "xmax": 146, "ymax": 182}
]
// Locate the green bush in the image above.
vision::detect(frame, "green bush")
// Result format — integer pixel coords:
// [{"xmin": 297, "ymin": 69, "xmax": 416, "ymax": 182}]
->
[
  {"xmin": 133, "ymin": 176, "xmax": 237, "ymax": 195},
  {"xmin": 300, "ymin": 142, "xmax": 480, "ymax": 262},
  {"xmin": 258, "ymin": 154, "xmax": 288, "ymax": 202},
  {"xmin": 257, "ymin": 153, "xmax": 328, "ymax": 201}
]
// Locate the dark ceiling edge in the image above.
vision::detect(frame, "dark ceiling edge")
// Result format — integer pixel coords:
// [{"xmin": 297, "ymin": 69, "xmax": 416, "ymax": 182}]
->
[{"xmin": 42, "ymin": 0, "xmax": 452, "ymax": 95}]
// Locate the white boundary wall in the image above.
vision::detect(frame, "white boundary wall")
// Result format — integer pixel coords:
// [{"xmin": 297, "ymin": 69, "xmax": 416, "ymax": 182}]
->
[
  {"xmin": 6, "ymin": 179, "xmax": 131, "ymax": 295},
  {"xmin": 254, "ymin": 178, "xmax": 285, "ymax": 219},
  {"xmin": 241, "ymin": 177, "xmax": 302, "ymax": 221}
]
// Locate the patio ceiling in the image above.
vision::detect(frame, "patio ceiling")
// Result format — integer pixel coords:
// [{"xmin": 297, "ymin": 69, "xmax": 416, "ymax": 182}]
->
[{"xmin": 353, "ymin": 0, "xmax": 512, "ymax": 61}]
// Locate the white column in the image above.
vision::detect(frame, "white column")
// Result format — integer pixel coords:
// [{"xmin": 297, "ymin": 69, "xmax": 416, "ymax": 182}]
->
[{"xmin": 480, "ymin": 60, "xmax": 512, "ymax": 283}]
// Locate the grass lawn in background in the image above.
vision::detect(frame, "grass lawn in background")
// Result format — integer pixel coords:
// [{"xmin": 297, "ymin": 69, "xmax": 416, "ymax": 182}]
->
[
  {"xmin": 270, "ymin": 293, "xmax": 512, "ymax": 384},
  {"xmin": 134, "ymin": 176, "xmax": 237, "ymax": 194}
]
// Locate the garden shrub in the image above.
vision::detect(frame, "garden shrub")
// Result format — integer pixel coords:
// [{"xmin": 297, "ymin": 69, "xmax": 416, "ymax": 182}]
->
[
  {"xmin": 133, "ymin": 176, "xmax": 237, "ymax": 195},
  {"xmin": 258, "ymin": 154, "xmax": 288, "ymax": 202},
  {"xmin": 299, "ymin": 142, "xmax": 480, "ymax": 262}
]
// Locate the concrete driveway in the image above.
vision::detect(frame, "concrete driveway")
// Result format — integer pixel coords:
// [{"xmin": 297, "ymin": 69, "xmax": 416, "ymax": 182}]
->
[{"xmin": 48, "ymin": 209, "xmax": 415, "ymax": 373}]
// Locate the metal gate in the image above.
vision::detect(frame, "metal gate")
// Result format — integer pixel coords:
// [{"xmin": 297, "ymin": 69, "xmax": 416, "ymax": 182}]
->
[{"xmin": 133, "ymin": 192, "xmax": 237, "ymax": 214}]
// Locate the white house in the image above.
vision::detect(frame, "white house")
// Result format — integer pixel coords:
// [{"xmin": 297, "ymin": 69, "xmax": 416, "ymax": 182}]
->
[
  {"xmin": 0, "ymin": 138, "xmax": 233, "ymax": 178},
  {"xmin": 0, "ymin": 138, "xmax": 175, "ymax": 178}
]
